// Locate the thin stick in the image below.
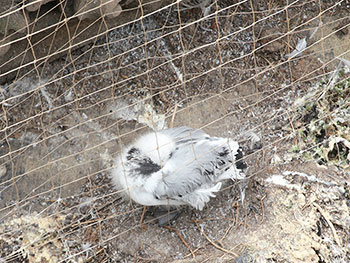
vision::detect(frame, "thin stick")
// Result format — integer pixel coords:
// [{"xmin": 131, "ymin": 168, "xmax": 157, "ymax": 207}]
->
[
  {"xmin": 139, "ymin": 206, "xmax": 147, "ymax": 224},
  {"xmin": 162, "ymin": 225, "xmax": 195, "ymax": 258},
  {"xmin": 260, "ymin": 195, "xmax": 266, "ymax": 223},
  {"xmin": 313, "ymin": 203, "xmax": 341, "ymax": 247},
  {"xmin": 184, "ymin": 247, "xmax": 200, "ymax": 259},
  {"xmin": 85, "ymin": 247, "xmax": 105, "ymax": 262},
  {"xmin": 170, "ymin": 103, "xmax": 178, "ymax": 128},
  {"xmin": 235, "ymin": 202, "xmax": 240, "ymax": 227},
  {"xmin": 220, "ymin": 223, "xmax": 233, "ymax": 241},
  {"xmin": 139, "ymin": 206, "xmax": 147, "ymax": 231},
  {"xmin": 192, "ymin": 219, "xmax": 238, "ymax": 257},
  {"xmin": 244, "ymin": 206, "xmax": 247, "ymax": 228}
]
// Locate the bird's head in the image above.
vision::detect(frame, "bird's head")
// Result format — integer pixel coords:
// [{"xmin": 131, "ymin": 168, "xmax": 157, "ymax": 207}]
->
[{"xmin": 235, "ymin": 147, "xmax": 247, "ymax": 172}]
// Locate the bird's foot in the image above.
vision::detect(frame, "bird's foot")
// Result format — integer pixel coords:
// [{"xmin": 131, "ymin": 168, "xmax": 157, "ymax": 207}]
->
[{"xmin": 151, "ymin": 207, "xmax": 182, "ymax": 226}]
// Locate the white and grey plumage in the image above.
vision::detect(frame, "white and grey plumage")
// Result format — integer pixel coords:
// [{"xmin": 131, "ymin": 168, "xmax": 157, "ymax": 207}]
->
[{"xmin": 111, "ymin": 126, "xmax": 247, "ymax": 211}]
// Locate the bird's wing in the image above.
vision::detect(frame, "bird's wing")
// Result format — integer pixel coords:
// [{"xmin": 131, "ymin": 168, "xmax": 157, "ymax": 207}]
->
[{"xmin": 152, "ymin": 137, "xmax": 243, "ymax": 206}]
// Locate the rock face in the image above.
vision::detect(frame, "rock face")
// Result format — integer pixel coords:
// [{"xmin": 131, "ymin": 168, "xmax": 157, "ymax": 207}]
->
[
  {"xmin": 0, "ymin": 0, "xmax": 125, "ymax": 58},
  {"xmin": 0, "ymin": 0, "xmax": 28, "ymax": 56},
  {"xmin": 0, "ymin": 1, "xmax": 28, "ymax": 35},
  {"xmin": 74, "ymin": 0, "xmax": 123, "ymax": 20},
  {"xmin": 0, "ymin": 35, "xmax": 11, "ymax": 56},
  {"xmin": 25, "ymin": 0, "xmax": 57, "ymax": 12},
  {"xmin": 0, "ymin": 0, "xmax": 167, "ymax": 79}
]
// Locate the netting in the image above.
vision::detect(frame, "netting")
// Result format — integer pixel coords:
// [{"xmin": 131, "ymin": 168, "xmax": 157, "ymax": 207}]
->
[{"xmin": 0, "ymin": 0, "xmax": 349, "ymax": 262}]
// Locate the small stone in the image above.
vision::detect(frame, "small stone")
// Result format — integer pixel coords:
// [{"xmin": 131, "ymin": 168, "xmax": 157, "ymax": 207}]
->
[
  {"xmin": 74, "ymin": 0, "xmax": 122, "ymax": 21},
  {"xmin": 0, "ymin": 35, "xmax": 11, "ymax": 56},
  {"xmin": 0, "ymin": 9, "xmax": 28, "ymax": 35},
  {"xmin": 0, "ymin": 164, "xmax": 7, "ymax": 178},
  {"xmin": 26, "ymin": 0, "xmax": 55, "ymax": 12},
  {"xmin": 258, "ymin": 28, "xmax": 284, "ymax": 53}
]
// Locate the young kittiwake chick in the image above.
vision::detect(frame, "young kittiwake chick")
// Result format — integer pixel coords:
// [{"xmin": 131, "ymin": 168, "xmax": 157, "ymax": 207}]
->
[{"xmin": 111, "ymin": 126, "xmax": 247, "ymax": 225}]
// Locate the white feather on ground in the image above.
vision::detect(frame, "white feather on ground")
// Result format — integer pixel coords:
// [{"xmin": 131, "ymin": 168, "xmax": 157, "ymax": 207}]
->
[{"xmin": 111, "ymin": 126, "xmax": 247, "ymax": 210}]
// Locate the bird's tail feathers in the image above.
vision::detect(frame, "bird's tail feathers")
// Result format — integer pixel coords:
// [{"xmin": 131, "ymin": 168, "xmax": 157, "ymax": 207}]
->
[{"xmin": 182, "ymin": 182, "xmax": 222, "ymax": 210}]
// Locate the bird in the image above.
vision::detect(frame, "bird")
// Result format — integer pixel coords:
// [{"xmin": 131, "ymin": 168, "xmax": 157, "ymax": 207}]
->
[{"xmin": 111, "ymin": 126, "xmax": 247, "ymax": 224}]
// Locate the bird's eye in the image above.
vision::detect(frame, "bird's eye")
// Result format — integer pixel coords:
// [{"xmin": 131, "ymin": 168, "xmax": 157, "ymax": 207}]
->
[
  {"xmin": 178, "ymin": 194, "xmax": 182, "ymax": 198},
  {"xmin": 155, "ymin": 195, "xmax": 160, "ymax": 200}
]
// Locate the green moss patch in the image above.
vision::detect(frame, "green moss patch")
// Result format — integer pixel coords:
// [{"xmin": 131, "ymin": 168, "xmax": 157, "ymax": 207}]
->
[{"xmin": 292, "ymin": 66, "xmax": 350, "ymax": 169}]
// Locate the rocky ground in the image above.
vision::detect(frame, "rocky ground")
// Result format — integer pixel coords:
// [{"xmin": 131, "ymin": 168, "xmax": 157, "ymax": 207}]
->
[{"xmin": 0, "ymin": 1, "xmax": 349, "ymax": 262}]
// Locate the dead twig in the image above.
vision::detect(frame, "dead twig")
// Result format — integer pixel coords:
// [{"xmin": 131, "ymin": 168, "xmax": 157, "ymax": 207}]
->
[
  {"xmin": 260, "ymin": 195, "xmax": 266, "ymax": 224},
  {"xmin": 61, "ymin": 197, "xmax": 122, "ymax": 234},
  {"xmin": 139, "ymin": 206, "xmax": 147, "ymax": 231},
  {"xmin": 313, "ymin": 203, "xmax": 341, "ymax": 247},
  {"xmin": 183, "ymin": 247, "xmax": 201, "ymax": 259},
  {"xmin": 162, "ymin": 225, "xmax": 195, "ymax": 258},
  {"xmin": 170, "ymin": 103, "xmax": 178, "ymax": 128},
  {"xmin": 192, "ymin": 219, "xmax": 238, "ymax": 257},
  {"xmin": 220, "ymin": 223, "xmax": 234, "ymax": 241},
  {"xmin": 232, "ymin": 201, "xmax": 240, "ymax": 227},
  {"xmin": 85, "ymin": 247, "xmax": 105, "ymax": 262}
]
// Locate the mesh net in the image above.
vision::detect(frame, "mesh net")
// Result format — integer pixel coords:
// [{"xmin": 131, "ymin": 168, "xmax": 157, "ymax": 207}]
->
[{"xmin": 0, "ymin": 0, "xmax": 349, "ymax": 262}]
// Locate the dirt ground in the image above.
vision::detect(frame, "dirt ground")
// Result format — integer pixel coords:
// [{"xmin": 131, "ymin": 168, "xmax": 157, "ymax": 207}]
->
[{"xmin": 0, "ymin": 1, "xmax": 349, "ymax": 262}]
